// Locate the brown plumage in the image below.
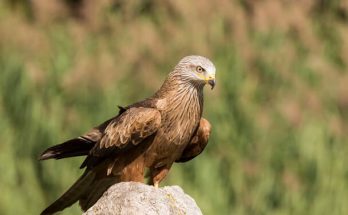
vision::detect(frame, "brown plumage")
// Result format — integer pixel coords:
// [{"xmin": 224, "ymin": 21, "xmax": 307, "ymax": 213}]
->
[{"xmin": 39, "ymin": 55, "xmax": 216, "ymax": 215}]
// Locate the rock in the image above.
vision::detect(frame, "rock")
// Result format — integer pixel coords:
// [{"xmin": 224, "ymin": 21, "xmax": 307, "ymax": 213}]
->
[{"xmin": 83, "ymin": 182, "xmax": 203, "ymax": 215}]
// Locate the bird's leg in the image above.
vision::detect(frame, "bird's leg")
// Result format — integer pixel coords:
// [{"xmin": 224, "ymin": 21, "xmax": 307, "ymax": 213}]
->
[
  {"xmin": 149, "ymin": 166, "xmax": 170, "ymax": 188},
  {"xmin": 119, "ymin": 157, "xmax": 145, "ymax": 182}
]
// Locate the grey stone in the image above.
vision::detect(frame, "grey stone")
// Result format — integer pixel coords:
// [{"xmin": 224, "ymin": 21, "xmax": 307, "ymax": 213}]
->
[{"xmin": 83, "ymin": 182, "xmax": 203, "ymax": 215}]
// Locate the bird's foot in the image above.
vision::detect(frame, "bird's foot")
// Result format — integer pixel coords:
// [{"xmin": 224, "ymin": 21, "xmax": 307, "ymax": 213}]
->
[{"xmin": 154, "ymin": 182, "xmax": 159, "ymax": 188}]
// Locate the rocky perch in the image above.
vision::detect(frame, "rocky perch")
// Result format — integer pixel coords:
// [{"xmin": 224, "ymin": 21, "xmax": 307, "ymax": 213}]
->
[{"xmin": 83, "ymin": 182, "xmax": 203, "ymax": 215}]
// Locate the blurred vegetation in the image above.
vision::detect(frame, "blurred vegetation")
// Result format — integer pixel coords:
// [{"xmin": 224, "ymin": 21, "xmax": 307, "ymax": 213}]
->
[{"xmin": 0, "ymin": 0, "xmax": 348, "ymax": 214}]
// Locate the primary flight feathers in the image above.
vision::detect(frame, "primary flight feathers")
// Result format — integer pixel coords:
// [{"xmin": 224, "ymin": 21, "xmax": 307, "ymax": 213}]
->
[{"xmin": 39, "ymin": 55, "xmax": 216, "ymax": 215}]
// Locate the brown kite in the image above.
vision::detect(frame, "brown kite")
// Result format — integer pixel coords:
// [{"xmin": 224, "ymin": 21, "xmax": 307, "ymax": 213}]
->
[{"xmin": 39, "ymin": 55, "xmax": 216, "ymax": 214}]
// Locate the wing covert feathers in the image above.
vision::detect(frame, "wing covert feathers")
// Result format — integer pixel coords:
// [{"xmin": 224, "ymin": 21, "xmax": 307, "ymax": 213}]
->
[
  {"xmin": 98, "ymin": 107, "xmax": 161, "ymax": 150},
  {"xmin": 81, "ymin": 107, "xmax": 161, "ymax": 169}
]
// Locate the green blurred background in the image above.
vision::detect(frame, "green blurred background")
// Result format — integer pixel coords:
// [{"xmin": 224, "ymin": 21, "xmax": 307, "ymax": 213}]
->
[{"xmin": 1, "ymin": 0, "xmax": 348, "ymax": 214}]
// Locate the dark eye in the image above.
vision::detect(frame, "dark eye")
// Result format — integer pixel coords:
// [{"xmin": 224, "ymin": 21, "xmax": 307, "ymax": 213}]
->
[{"xmin": 196, "ymin": 66, "xmax": 205, "ymax": 73}]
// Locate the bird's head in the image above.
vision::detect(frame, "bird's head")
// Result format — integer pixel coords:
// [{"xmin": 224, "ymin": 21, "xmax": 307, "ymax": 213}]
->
[{"xmin": 174, "ymin": 55, "xmax": 216, "ymax": 89}]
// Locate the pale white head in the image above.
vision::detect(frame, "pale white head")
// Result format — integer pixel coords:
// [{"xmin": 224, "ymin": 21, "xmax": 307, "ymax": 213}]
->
[{"xmin": 173, "ymin": 55, "xmax": 216, "ymax": 89}]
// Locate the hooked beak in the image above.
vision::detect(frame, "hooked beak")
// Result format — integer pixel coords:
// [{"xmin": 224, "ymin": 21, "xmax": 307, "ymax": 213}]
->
[
  {"xmin": 208, "ymin": 79, "xmax": 216, "ymax": 89},
  {"xmin": 205, "ymin": 76, "xmax": 216, "ymax": 89}
]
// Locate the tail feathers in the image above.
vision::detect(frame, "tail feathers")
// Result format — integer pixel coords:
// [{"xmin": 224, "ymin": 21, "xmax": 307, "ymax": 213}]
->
[
  {"xmin": 40, "ymin": 171, "xmax": 96, "ymax": 215},
  {"xmin": 79, "ymin": 177, "xmax": 118, "ymax": 211},
  {"xmin": 39, "ymin": 138, "xmax": 95, "ymax": 160}
]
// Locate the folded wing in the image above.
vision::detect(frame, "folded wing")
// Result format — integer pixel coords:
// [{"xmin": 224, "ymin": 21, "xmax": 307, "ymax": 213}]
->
[
  {"xmin": 81, "ymin": 107, "xmax": 162, "ymax": 169},
  {"xmin": 40, "ymin": 107, "xmax": 162, "ymax": 215},
  {"xmin": 176, "ymin": 118, "xmax": 211, "ymax": 163}
]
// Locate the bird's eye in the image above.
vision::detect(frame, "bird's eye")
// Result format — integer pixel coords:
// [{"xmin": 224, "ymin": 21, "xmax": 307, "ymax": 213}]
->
[{"xmin": 196, "ymin": 66, "xmax": 205, "ymax": 73}]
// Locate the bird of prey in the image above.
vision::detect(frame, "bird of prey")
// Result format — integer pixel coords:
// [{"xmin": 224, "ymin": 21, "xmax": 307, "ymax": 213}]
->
[{"xmin": 39, "ymin": 55, "xmax": 216, "ymax": 214}]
